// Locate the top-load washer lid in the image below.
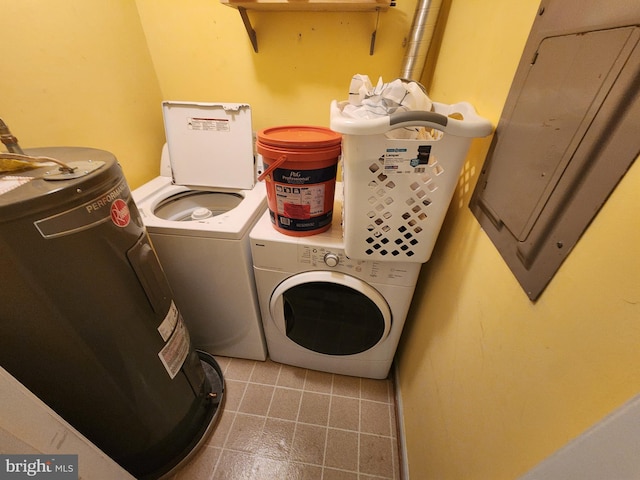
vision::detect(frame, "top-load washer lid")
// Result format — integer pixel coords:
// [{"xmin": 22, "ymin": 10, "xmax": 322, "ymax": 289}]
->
[{"xmin": 162, "ymin": 101, "xmax": 255, "ymax": 190}]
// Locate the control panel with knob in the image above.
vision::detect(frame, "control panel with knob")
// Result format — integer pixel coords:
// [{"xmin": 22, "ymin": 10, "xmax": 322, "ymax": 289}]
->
[{"xmin": 323, "ymin": 252, "xmax": 340, "ymax": 267}]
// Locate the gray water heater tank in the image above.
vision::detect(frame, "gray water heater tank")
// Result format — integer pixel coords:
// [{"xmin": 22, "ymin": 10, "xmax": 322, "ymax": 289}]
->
[{"xmin": 0, "ymin": 147, "xmax": 223, "ymax": 479}]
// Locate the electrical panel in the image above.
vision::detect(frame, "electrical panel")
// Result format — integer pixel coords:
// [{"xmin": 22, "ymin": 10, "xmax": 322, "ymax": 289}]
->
[{"xmin": 470, "ymin": 0, "xmax": 640, "ymax": 300}]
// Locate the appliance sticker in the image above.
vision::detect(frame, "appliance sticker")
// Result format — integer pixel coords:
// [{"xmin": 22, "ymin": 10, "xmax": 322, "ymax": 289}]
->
[
  {"xmin": 276, "ymin": 184, "xmax": 325, "ymax": 218},
  {"xmin": 158, "ymin": 310, "xmax": 190, "ymax": 379},
  {"xmin": 384, "ymin": 145, "xmax": 434, "ymax": 174},
  {"xmin": 0, "ymin": 175, "xmax": 33, "ymax": 195},
  {"xmin": 383, "ymin": 148, "xmax": 408, "ymax": 173},
  {"xmin": 157, "ymin": 300, "xmax": 179, "ymax": 341},
  {"xmin": 188, "ymin": 117, "xmax": 230, "ymax": 132}
]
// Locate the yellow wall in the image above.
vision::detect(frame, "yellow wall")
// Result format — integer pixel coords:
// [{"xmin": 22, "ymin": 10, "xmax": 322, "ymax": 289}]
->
[
  {"xmin": 397, "ymin": 1, "xmax": 640, "ymax": 479},
  {"xmin": 0, "ymin": 0, "xmax": 164, "ymax": 188},
  {"xmin": 134, "ymin": 0, "xmax": 417, "ymax": 131},
  {"xmin": 1, "ymin": 0, "xmax": 419, "ymax": 186}
]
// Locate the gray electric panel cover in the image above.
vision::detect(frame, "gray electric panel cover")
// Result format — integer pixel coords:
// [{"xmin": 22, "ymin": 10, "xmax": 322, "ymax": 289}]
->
[{"xmin": 470, "ymin": 0, "xmax": 640, "ymax": 300}]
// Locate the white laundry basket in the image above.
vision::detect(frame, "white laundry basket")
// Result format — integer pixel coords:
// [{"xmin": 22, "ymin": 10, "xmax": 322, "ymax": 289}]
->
[{"xmin": 330, "ymin": 100, "xmax": 492, "ymax": 263}]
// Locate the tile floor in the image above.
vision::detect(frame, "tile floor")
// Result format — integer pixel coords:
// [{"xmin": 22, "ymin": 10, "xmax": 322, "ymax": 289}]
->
[{"xmin": 169, "ymin": 356, "xmax": 402, "ymax": 480}]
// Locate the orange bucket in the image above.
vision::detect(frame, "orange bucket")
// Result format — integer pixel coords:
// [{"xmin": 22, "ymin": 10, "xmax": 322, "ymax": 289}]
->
[{"xmin": 257, "ymin": 126, "xmax": 341, "ymax": 236}]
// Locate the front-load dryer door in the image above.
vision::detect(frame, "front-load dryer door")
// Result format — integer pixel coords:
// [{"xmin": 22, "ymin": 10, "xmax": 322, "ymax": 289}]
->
[{"xmin": 269, "ymin": 271, "xmax": 391, "ymax": 355}]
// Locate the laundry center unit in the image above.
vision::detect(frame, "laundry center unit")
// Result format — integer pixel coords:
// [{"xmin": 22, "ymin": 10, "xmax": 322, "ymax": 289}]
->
[
  {"xmin": 250, "ymin": 184, "xmax": 421, "ymax": 379},
  {"xmin": 133, "ymin": 102, "xmax": 268, "ymax": 361}
]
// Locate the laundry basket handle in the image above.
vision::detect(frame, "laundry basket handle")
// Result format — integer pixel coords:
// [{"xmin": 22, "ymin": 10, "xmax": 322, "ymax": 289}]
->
[
  {"xmin": 329, "ymin": 100, "xmax": 493, "ymax": 138},
  {"xmin": 389, "ymin": 108, "xmax": 492, "ymax": 138},
  {"xmin": 390, "ymin": 111, "xmax": 448, "ymax": 130}
]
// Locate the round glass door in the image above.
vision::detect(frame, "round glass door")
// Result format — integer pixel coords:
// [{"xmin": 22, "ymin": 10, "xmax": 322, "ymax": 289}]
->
[{"xmin": 269, "ymin": 271, "xmax": 391, "ymax": 355}]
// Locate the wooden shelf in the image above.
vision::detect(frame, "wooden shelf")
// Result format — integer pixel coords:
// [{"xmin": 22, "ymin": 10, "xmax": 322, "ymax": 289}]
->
[
  {"xmin": 220, "ymin": 0, "xmax": 390, "ymax": 11},
  {"xmin": 220, "ymin": 0, "xmax": 391, "ymax": 52}
]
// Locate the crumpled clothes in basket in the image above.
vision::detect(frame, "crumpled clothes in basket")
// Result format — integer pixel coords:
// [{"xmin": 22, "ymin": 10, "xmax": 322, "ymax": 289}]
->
[{"xmin": 341, "ymin": 74, "xmax": 440, "ymax": 140}]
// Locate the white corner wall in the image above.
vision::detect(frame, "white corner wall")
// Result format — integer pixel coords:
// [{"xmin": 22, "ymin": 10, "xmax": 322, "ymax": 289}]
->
[{"xmin": 0, "ymin": 367, "xmax": 134, "ymax": 479}]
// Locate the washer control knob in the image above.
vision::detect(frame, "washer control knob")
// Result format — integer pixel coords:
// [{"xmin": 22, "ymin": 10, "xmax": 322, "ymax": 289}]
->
[{"xmin": 324, "ymin": 252, "xmax": 340, "ymax": 267}]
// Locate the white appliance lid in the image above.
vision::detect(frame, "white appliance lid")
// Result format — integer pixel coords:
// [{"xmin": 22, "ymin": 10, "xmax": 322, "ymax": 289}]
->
[{"xmin": 162, "ymin": 101, "xmax": 255, "ymax": 189}]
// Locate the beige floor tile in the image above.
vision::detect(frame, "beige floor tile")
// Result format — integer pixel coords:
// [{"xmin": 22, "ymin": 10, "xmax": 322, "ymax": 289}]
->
[
  {"xmin": 257, "ymin": 418, "xmax": 295, "ymax": 460},
  {"xmin": 223, "ymin": 379, "xmax": 247, "ymax": 412},
  {"xmin": 250, "ymin": 358, "xmax": 281, "ymax": 385},
  {"xmin": 207, "ymin": 409, "xmax": 234, "ymax": 448},
  {"xmin": 290, "ymin": 424, "xmax": 327, "ymax": 465},
  {"xmin": 328, "ymin": 395, "xmax": 360, "ymax": 431},
  {"xmin": 361, "ymin": 377, "xmax": 391, "ymax": 403},
  {"xmin": 303, "ymin": 369, "xmax": 333, "ymax": 393},
  {"xmin": 212, "ymin": 449, "xmax": 255, "ymax": 480},
  {"xmin": 359, "ymin": 434, "xmax": 394, "ymax": 478},
  {"xmin": 267, "ymin": 387, "xmax": 302, "ymax": 421},
  {"xmin": 390, "ymin": 405, "xmax": 399, "ymax": 439},
  {"xmin": 248, "ymin": 455, "xmax": 289, "ymax": 480},
  {"xmin": 225, "ymin": 413, "xmax": 265, "ymax": 454},
  {"xmin": 180, "ymin": 359, "xmax": 400, "ymax": 479},
  {"xmin": 392, "ymin": 436, "xmax": 401, "ymax": 479},
  {"xmin": 276, "ymin": 364, "xmax": 307, "ymax": 389},
  {"xmin": 322, "ymin": 468, "xmax": 358, "ymax": 480},
  {"xmin": 324, "ymin": 428, "xmax": 359, "ymax": 471},
  {"xmin": 174, "ymin": 445, "xmax": 219, "ymax": 480},
  {"xmin": 238, "ymin": 383, "xmax": 275, "ymax": 416},
  {"xmin": 224, "ymin": 358, "xmax": 256, "ymax": 381},
  {"xmin": 332, "ymin": 374, "xmax": 361, "ymax": 398},
  {"xmin": 222, "ymin": 379, "xmax": 247, "ymax": 412},
  {"xmin": 285, "ymin": 462, "xmax": 323, "ymax": 480},
  {"xmin": 360, "ymin": 400, "xmax": 392, "ymax": 436},
  {"xmin": 297, "ymin": 392, "xmax": 330, "ymax": 426},
  {"xmin": 213, "ymin": 356, "xmax": 231, "ymax": 373}
]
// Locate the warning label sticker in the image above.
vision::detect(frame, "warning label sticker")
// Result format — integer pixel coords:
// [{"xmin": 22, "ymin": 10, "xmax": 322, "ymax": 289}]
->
[
  {"xmin": 157, "ymin": 301, "xmax": 179, "ymax": 341},
  {"xmin": 275, "ymin": 184, "xmax": 325, "ymax": 218},
  {"xmin": 188, "ymin": 117, "xmax": 230, "ymax": 132},
  {"xmin": 158, "ymin": 308, "xmax": 190, "ymax": 379}
]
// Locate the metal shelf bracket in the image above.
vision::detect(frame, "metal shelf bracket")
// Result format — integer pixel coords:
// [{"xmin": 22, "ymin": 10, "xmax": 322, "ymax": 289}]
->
[
  {"xmin": 238, "ymin": 7, "xmax": 259, "ymax": 53},
  {"xmin": 369, "ymin": 7, "xmax": 380, "ymax": 55}
]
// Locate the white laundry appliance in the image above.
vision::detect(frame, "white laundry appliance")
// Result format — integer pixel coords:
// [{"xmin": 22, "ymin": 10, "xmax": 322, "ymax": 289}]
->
[
  {"xmin": 250, "ymin": 184, "xmax": 421, "ymax": 379},
  {"xmin": 133, "ymin": 102, "xmax": 268, "ymax": 361}
]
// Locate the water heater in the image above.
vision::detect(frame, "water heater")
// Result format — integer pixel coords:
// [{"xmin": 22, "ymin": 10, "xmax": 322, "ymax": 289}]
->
[{"xmin": 0, "ymin": 147, "xmax": 223, "ymax": 479}]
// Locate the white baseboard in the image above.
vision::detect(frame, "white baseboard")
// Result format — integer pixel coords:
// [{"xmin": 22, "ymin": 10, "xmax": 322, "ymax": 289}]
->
[{"xmin": 393, "ymin": 361, "xmax": 410, "ymax": 480}]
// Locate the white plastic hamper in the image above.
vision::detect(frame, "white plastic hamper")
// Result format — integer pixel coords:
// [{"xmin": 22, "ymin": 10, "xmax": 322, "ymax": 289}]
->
[{"xmin": 330, "ymin": 100, "xmax": 492, "ymax": 263}]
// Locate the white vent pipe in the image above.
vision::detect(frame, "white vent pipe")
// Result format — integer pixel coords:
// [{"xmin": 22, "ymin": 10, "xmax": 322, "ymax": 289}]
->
[{"xmin": 400, "ymin": 0, "xmax": 443, "ymax": 81}]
